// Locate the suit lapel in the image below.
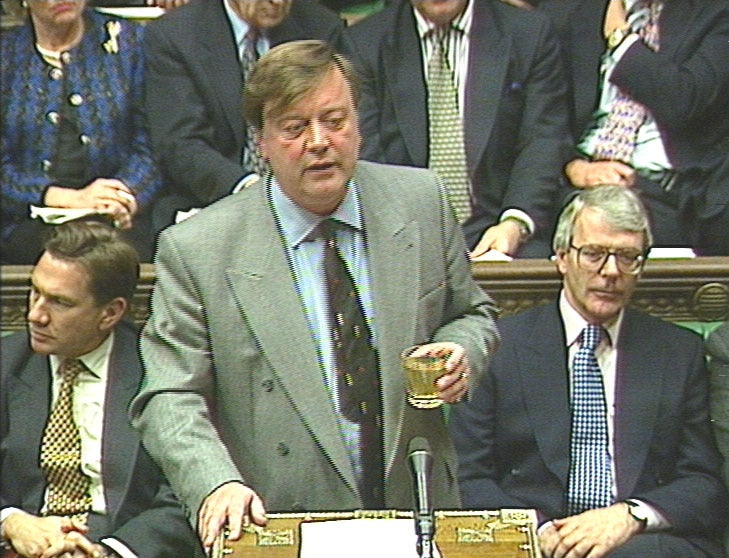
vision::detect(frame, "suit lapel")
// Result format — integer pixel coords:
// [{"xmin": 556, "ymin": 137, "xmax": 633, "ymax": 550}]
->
[
  {"xmin": 384, "ymin": 6, "xmax": 428, "ymax": 166},
  {"xmin": 519, "ymin": 304, "xmax": 572, "ymax": 487},
  {"xmin": 613, "ymin": 311, "xmax": 661, "ymax": 497},
  {"xmin": 199, "ymin": 1, "xmax": 245, "ymax": 146},
  {"xmin": 9, "ymin": 350, "xmax": 51, "ymax": 509},
  {"xmin": 100, "ymin": 326, "xmax": 142, "ymax": 521},
  {"xmin": 355, "ymin": 164, "xmax": 420, "ymax": 478},
  {"xmin": 224, "ymin": 184, "xmax": 359, "ymax": 494},
  {"xmin": 464, "ymin": 0, "xmax": 511, "ymax": 173}
]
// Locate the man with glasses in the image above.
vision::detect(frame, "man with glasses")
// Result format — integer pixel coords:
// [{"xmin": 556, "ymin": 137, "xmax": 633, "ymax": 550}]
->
[{"xmin": 450, "ymin": 186, "xmax": 727, "ymax": 557}]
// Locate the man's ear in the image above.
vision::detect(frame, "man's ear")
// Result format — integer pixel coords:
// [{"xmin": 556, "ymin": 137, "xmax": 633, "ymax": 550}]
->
[
  {"xmin": 99, "ymin": 297, "xmax": 128, "ymax": 332},
  {"xmin": 555, "ymin": 249, "xmax": 569, "ymax": 276}
]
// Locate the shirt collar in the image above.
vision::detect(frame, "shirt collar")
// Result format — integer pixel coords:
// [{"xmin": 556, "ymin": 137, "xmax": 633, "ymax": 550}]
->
[
  {"xmin": 269, "ymin": 178, "xmax": 363, "ymax": 250},
  {"xmin": 49, "ymin": 331, "xmax": 115, "ymax": 380},
  {"xmin": 414, "ymin": 0, "xmax": 472, "ymax": 40},
  {"xmin": 559, "ymin": 290, "xmax": 622, "ymax": 349}
]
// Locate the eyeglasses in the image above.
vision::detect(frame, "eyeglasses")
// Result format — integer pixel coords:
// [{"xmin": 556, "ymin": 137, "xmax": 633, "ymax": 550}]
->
[{"xmin": 569, "ymin": 244, "xmax": 646, "ymax": 275}]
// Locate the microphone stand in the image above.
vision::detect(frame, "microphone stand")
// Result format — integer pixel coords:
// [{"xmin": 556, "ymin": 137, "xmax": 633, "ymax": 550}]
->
[{"xmin": 407, "ymin": 437, "xmax": 435, "ymax": 558}]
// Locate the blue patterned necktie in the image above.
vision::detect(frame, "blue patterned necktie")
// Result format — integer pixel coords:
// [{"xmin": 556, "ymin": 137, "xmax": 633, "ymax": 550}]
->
[{"xmin": 566, "ymin": 324, "xmax": 613, "ymax": 515}]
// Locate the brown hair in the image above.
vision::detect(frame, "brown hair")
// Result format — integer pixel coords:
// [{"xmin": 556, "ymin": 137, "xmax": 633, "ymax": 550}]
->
[
  {"xmin": 43, "ymin": 221, "xmax": 139, "ymax": 305},
  {"xmin": 243, "ymin": 39, "xmax": 360, "ymax": 130}
]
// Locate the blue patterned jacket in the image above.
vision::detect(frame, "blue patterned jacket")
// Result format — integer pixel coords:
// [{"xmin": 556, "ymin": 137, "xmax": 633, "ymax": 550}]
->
[{"xmin": 1, "ymin": 10, "xmax": 161, "ymax": 238}]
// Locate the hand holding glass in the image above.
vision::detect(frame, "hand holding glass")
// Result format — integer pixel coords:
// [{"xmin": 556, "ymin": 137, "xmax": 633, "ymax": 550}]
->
[{"xmin": 402, "ymin": 346, "xmax": 448, "ymax": 409}]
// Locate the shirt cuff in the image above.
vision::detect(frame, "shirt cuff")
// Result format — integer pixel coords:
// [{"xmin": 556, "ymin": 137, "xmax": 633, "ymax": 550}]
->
[
  {"xmin": 499, "ymin": 209, "xmax": 535, "ymax": 236},
  {"xmin": 101, "ymin": 537, "xmax": 138, "ymax": 558},
  {"xmin": 627, "ymin": 499, "xmax": 671, "ymax": 532},
  {"xmin": 611, "ymin": 33, "xmax": 640, "ymax": 60},
  {"xmin": 231, "ymin": 173, "xmax": 261, "ymax": 194}
]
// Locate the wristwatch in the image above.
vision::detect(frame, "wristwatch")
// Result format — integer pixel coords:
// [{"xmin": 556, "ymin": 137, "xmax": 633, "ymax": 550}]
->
[
  {"xmin": 607, "ymin": 25, "xmax": 632, "ymax": 50},
  {"xmin": 624, "ymin": 499, "xmax": 649, "ymax": 528}
]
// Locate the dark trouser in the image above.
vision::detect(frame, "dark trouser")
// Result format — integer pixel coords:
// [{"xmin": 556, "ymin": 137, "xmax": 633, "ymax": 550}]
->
[
  {"xmin": 633, "ymin": 173, "xmax": 692, "ymax": 248},
  {"xmin": 607, "ymin": 532, "xmax": 724, "ymax": 558}
]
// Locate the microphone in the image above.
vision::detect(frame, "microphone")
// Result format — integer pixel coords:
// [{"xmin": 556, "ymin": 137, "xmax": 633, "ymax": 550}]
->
[{"xmin": 407, "ymin": 437, "xmax": 435, "ymax": 558}]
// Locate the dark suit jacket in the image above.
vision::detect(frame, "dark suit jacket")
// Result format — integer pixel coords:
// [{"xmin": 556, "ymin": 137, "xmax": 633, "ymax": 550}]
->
[
  {"xmin": 343, "ymin": 0, "xmax": 571, "ymax": 252},
  {"xmin": 449, "ymin": 302, "xmax": 728, "ymax": 555},
  {"xmin": 144, "ymin": 0, "xmax": 347, "ymax": 224},
  {"xmin": 540, "ymin": 0, "xmax": 729, "ymax": 218},
  {"xmin": 0, "ymin": 322, "xmax": 199, "ymax": 557}
]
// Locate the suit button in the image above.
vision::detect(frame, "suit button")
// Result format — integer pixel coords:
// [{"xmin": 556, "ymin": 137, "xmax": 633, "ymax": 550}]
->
[
  {"xmin": 79, "ymin": 134, "xmax": 91, "ymax": 145},
  {"xmin": 276, "ymin": 442, "xmax": 290, "ymax": 456},
  {"xmin": 60, "ymin": 51, "xmax": 71, "ymax": 65},
  {"xmin": 46, "ymin": 111, "xmax": 60, "ymax": 125},
  {"xmin": 69, "ymin": 93, "xmax": 83, "ymax": 106},
  {"xmin": 49, "ymin": 68, "xmax": 64, "ymax": 80},
  {"xmin": 41, "ymin": 159, "xmax": 52, "ymax": 172},
  {"xmin": 261, "ymin": 379, "xmax": 274, "ymax": 392}
]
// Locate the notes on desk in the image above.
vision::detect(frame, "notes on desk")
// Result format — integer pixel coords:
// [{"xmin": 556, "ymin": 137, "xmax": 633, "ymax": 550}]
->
[{"xmin": 299, "ymin": 518, "xmax": 442, "ymax": 558}]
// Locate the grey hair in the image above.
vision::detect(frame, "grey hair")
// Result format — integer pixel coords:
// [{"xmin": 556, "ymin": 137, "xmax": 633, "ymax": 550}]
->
[{"xmin": 552, "ymin": 186, "xmax": 653, "ymax": 253}]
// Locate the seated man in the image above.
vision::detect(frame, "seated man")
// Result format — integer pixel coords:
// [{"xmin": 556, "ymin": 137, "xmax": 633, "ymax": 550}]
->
[
  {"xmin": 450, "ymin": 186, "xmax": 728, "ymax": 557},
  {"xmin": 144, "ymin": 0, "xmax": 348, "ymax": 229},
  {"xmin": 0, "ymin": 221, "xmax": 198, "ymax": 557},
  {"xmin": 707, "ymin": 320, "xmax": 729, "ymax": 554}
]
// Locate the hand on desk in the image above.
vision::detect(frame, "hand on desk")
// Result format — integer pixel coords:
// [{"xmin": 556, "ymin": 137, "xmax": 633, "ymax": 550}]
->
[
  {"xmin": 198, "ymin": 481, "xmax": 267, "ymax": 551},
  {"xmin": 538, "ymin": 503, "xmax": 643, "ymax": 558},
  {"xmin": 1, "ymin": 511, "xmax": 105, "ymax": 558}
]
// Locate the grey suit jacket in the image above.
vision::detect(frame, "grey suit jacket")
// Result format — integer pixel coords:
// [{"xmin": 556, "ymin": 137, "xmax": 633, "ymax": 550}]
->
[
  {"xmin": 343, "ymin": 0, "xmax": 571, "ymax": 251},
  {"xmin": 0, "ymin": 322, "xmax": 198, "ymax": 557},
  {"xmin": 144, "ymin": 0, "xmax": 347, "ymax": 220},
  {"xmin": 707, "ymin": 321, "xmax": 729, "ymax": 500},
  {"xmin": 450, "ymin": 303, "xmax": 728, "ymax": 556},
  {"xmin": 131, "ymin": 160, "xmax": 499, "ymax": 524}
]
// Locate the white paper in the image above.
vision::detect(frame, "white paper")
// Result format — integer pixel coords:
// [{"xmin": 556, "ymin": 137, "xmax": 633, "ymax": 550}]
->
[
  {"xmin": 470, "ymin": 249, "xmax": 514, "ymax": 262},
  {"xmin": 647, "ymin": 247, "xmax": 696, "ymax": 259},
  {"xmin": 299, "ymin": 518, "xmax": 441, "ymax": 558},
  {"xmin": 30, "ymin": 205, "xmax": 106, "ymax": 225}
]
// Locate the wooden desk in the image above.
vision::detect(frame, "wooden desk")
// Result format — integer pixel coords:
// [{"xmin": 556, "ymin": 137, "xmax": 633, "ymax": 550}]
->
[{"xmin": 2, "ymin": 257, "xmax": 728, "ymax": 332}]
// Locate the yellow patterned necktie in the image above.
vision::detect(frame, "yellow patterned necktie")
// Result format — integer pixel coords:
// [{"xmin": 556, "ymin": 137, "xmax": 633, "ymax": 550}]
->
[
  {"xmin": 40, "ymin": 358, "xmax": 92, "ymax": 521},
  {"xmin": 427, "ymin": 28, "xmax": 472, "ymax": 224}
]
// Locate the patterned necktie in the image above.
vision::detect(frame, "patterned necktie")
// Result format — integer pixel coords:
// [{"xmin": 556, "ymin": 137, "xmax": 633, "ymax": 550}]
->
[
  {"xmin": 241, "ymin": 28, "xmax": 266, "ymax": 176},
  {"xmin": 592, "ymin": 0, "xmax": 662, "ymax": 163},
  {"xmin": 320, "ymin": 219, "xmax": 384, "ymax": 508},
  {"xmin": 40, "ymin": 359, "xmax": 91, "ymax": 521},
  {"xmin": 427, "ymin": 28, "xmax": 472, "ymax": 224},
  {"xmin": 566, "ymin": 325, "xmax": 613, "ymax": 515}
]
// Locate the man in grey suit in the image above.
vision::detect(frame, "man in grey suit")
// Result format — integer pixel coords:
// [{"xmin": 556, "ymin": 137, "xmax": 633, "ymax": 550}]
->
[
  {"xmin": 450, "ymin": 186, "xmax": 727, "ymax": 556},
  {"xmin": 1, "ymin": 221, "xmax": 198, "ymax": 557},
  {"xmin": 144, "ymin": 0, "xmax": 348, "ymax": 230},
  {"xmin": 707, "ymin": 320, "xmax": 729, "ymax": 555},
  {"xmin": 131, "ymin": 40, "xmax": 499, "ymax": 552}
]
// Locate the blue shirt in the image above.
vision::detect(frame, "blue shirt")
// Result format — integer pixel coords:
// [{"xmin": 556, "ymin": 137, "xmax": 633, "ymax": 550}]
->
[{"xmin": 270, "ymin": 179, "xmax": 375, "ymax": 484}]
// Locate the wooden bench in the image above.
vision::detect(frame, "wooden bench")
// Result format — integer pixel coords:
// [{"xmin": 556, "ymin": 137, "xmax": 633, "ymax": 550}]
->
[{"xmin": 3, "ymin": 257, "xmax": 728, "ymax": 332}]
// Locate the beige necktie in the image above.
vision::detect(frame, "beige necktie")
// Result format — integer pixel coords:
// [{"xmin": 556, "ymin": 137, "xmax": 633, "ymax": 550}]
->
[
  {"xmin": 40, "ymin": 359, "xmax": 91, "ymax": 521},
  {"xmin": 427, "ymin": 28, "xmax": 472, "ymax": 223}
]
